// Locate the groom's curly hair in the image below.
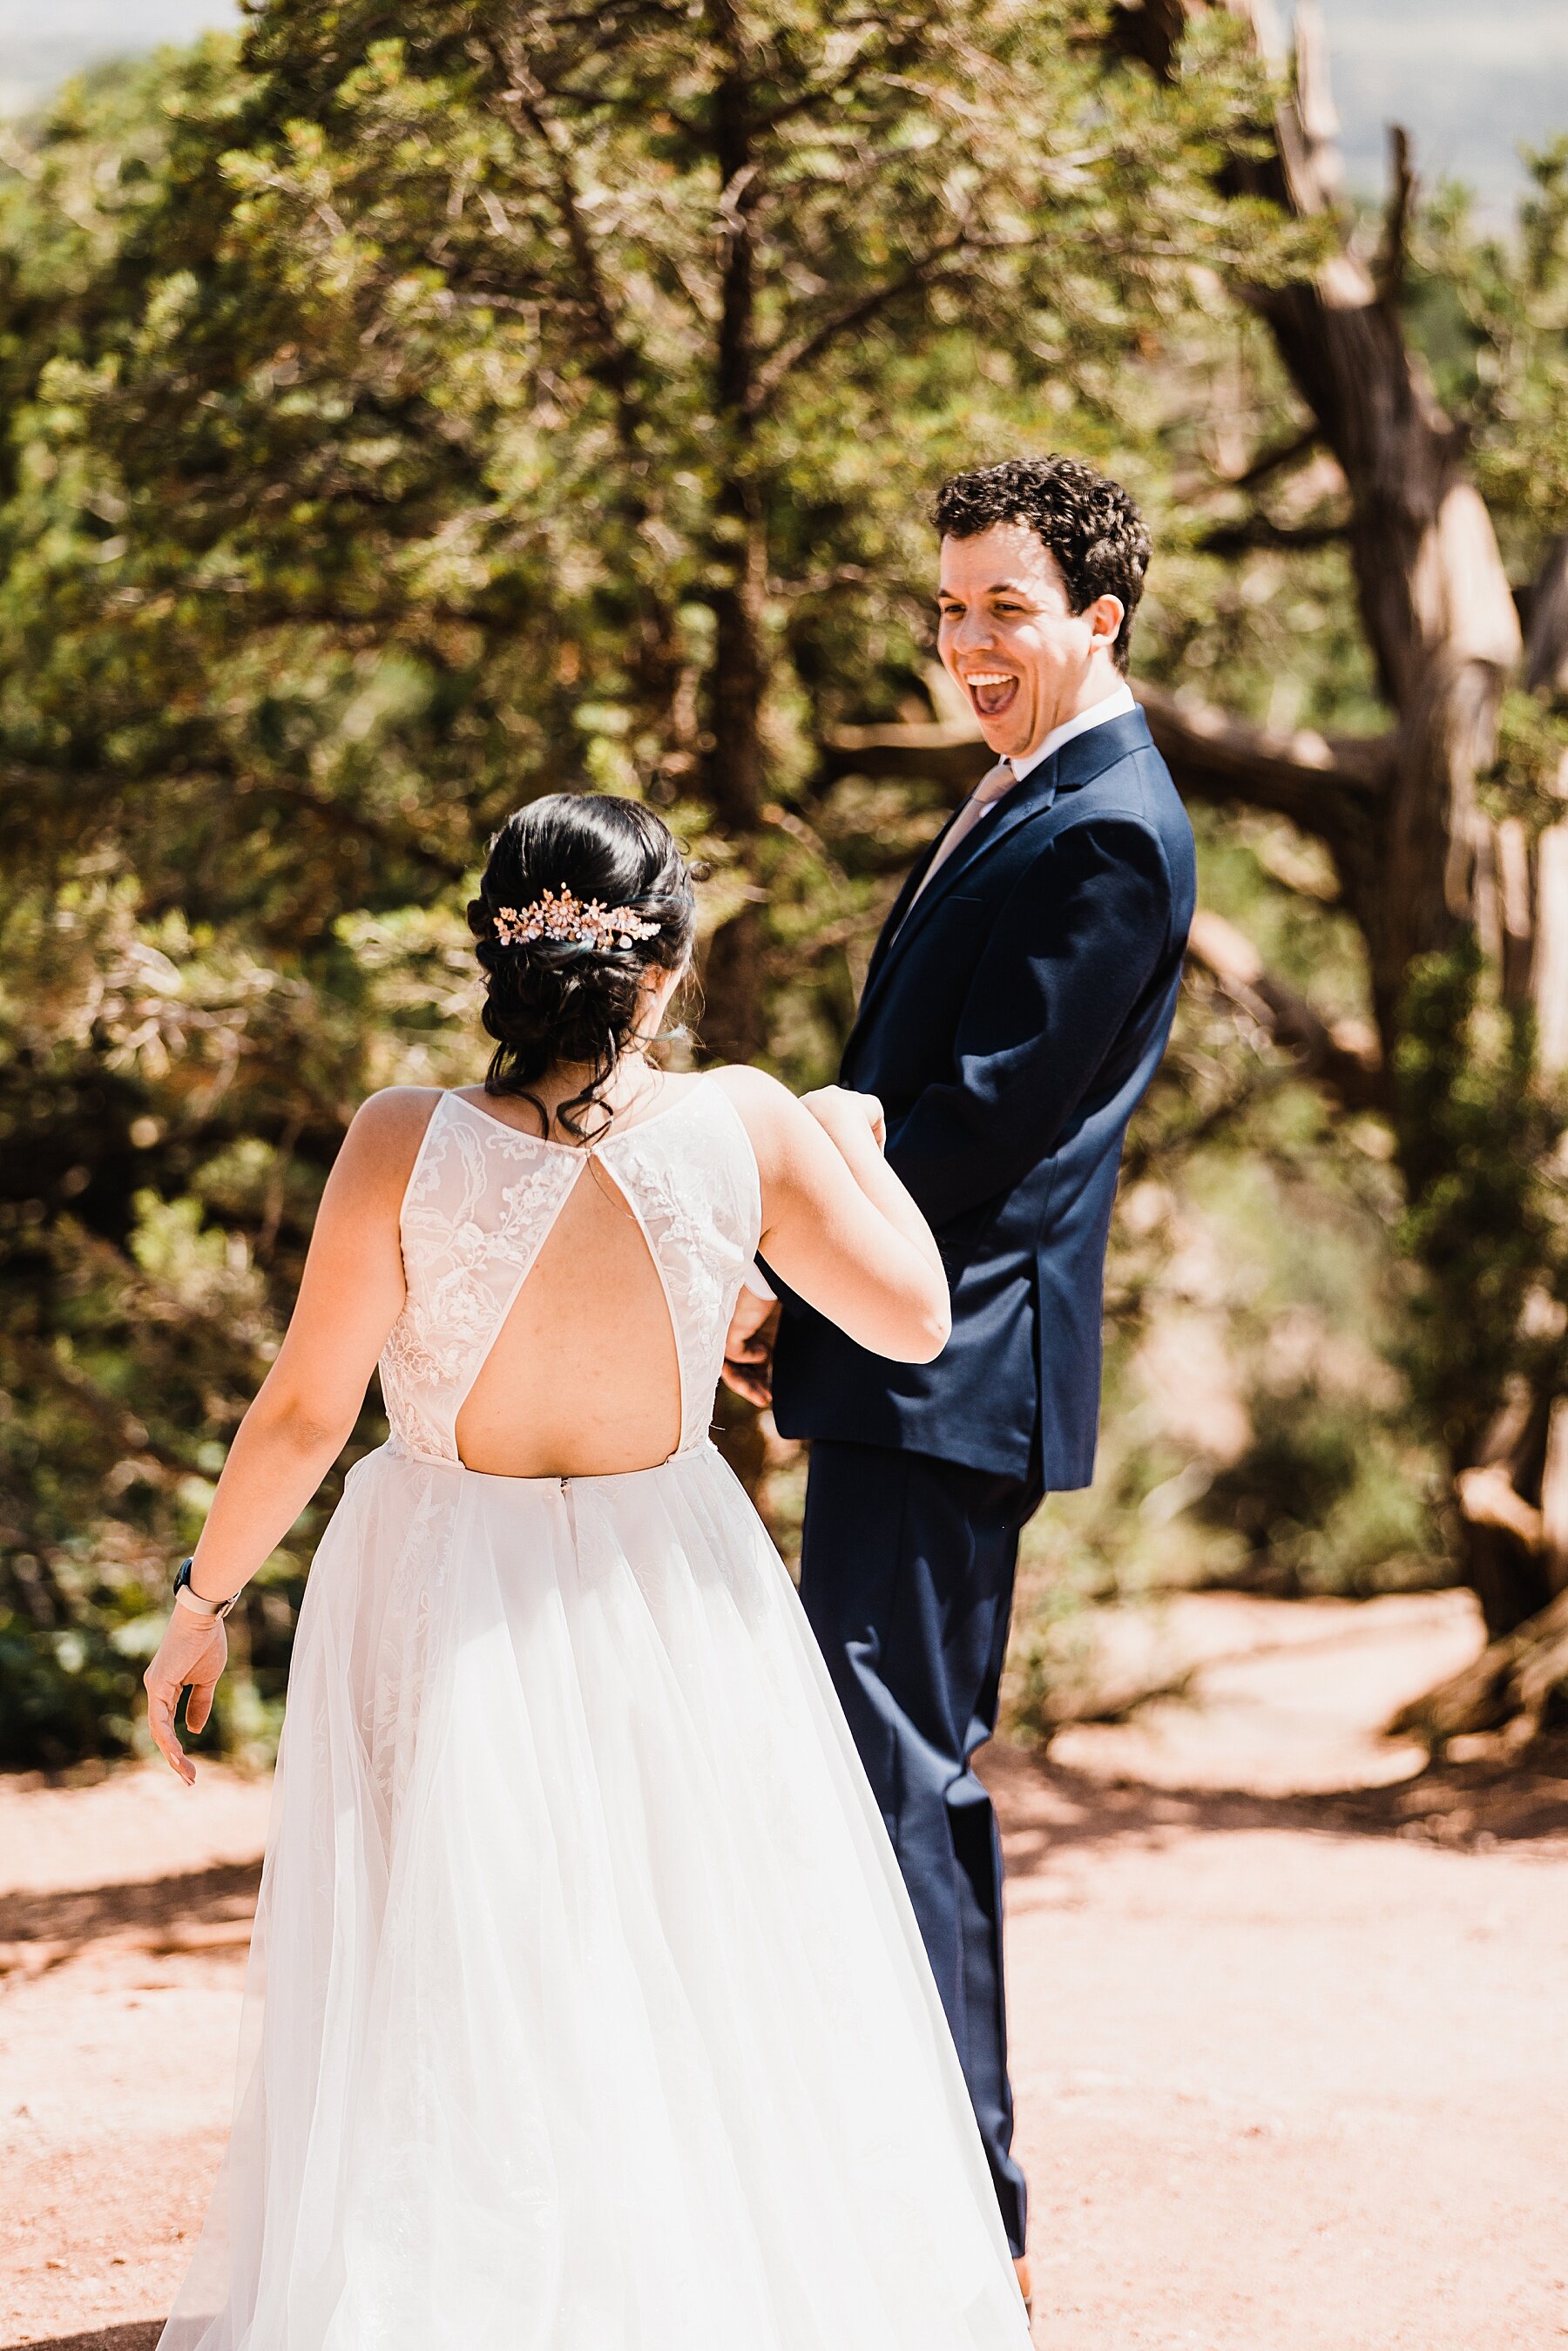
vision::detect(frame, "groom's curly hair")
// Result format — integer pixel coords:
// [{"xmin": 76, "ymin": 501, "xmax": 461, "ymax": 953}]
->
[{"xmin": 933, "ymin": 456, "xmax": 1150, "ymax": 674}]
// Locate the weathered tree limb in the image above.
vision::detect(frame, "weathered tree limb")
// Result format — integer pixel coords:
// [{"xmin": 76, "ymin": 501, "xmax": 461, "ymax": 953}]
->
[
  {"xmin": 749, "ymin": 229, "xmax": 976, "ymax": 415},
  {"xmin": 817, "ymin": 681, "xmax": 1392, "ymax": 863},
  {"xmin": 1373, "ymin": 124, "xmax": 1414, "ymax": 307},
  {"xmin": 1539, "ymin": 1395, "xmax": 1568, "ymax": 1595},
  {"xmin": 1456, "ymin": 1463, "xmax": 1544, "ymax": 1553},
  {"xmin": 1220, "ymin": 422, "xmax": 1322, "ymax": 493},
  {"xmin": 1193, "ymin": 512, "xmax": 1347, "ymax": 557},
  {"xmin": 1525, "ymin": 532, "xmax": 1568, "ymax": 704},
  {"xmin": 816, "ymin": 718, "xmax": 990, "ymax": 794},
  {"xmin": 1186, "ymin": 907, "xmax": 1384, "ymax": 1108},
  {"xmin": 1133, "ymin": 679, "xmax": 1389, "ymax": 855},
  {"xmin": 1389, "ymin": 1584, "xmax": 1568, "ymax": 1746},
  {"xmin": 1534, "ymin": 822, "xmax": 1568, "ymax": 1074}
]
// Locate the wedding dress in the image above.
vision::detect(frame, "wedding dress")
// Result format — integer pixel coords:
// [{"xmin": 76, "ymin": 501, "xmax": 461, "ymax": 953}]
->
[{"xmin": 159, "ymin": 1078, "xmax": 1031, "ymax": 2351}]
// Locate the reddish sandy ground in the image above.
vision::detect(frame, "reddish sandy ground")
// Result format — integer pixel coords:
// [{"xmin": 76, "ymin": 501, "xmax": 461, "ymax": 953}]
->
[{"xmin": 3, "ymin": 1590, "xmax": 1566, "ymax": 2351}]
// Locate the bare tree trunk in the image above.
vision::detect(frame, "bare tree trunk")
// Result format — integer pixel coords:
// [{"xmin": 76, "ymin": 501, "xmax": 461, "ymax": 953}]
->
[
  {"xmin": 1207, "ymin": 4, "xmax": 1521, "ymax": 1034},
  {"xmin": 700, "ymin": 14, "xmax": 768, "ymax": 1065},
  {"xmin": 1097, "ymin": 0, "xmax": 1568, "ymax": 1684}
]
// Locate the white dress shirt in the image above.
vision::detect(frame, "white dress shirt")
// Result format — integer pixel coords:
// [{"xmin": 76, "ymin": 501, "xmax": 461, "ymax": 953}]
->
[{"xmin": 999, "ymin": 678, "xmax": 1137, "ymax": 792}]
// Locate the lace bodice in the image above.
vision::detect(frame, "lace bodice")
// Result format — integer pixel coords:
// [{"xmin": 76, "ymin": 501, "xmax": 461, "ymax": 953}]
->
[{"xmin": 377, "ymin": 1079, "xmax": 762, "ymax": 1466}]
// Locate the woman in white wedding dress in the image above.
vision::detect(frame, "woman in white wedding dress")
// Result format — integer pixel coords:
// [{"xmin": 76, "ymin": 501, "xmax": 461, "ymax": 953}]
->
[{"xmin": 142, "ymin": 793, "xmax": 1031, "ymax": 2351}]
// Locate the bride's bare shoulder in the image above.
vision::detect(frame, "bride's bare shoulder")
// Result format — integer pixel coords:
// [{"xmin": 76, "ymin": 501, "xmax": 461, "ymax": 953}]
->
[
  {"xmin": 704, "ymin": 1065, "xmax": 820, "ymax": 1175},
  {"xmin": 329, "ymin": 1088, "xmax": 445, "ymax": 1202},
  {"xmin": 706, "ymin": 1064, "xmax": 800, "ymax": 1126}
]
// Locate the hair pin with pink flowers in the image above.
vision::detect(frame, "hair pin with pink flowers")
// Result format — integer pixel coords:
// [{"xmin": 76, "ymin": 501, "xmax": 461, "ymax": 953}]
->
[{"xmin": 491, "ymin": 886, "xmax": 661, "ymax": 953}]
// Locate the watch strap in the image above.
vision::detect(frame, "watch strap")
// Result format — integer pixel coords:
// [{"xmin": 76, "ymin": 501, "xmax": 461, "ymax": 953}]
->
[{"xmin": 172, "ymin": 1557, "xmax": 238, "ymax": 1621}]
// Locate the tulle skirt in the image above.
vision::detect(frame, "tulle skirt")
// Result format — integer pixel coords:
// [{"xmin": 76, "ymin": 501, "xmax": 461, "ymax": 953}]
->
[{"xmin": 159, "ymin": 1437, "xmax": 1031, "ymax": 2350}]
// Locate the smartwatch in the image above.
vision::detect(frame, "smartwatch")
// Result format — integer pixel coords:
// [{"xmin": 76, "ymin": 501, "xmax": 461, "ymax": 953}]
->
[{"xmin": 172, "ymin": 1557, "xmax": 239, "ymax": 1622}]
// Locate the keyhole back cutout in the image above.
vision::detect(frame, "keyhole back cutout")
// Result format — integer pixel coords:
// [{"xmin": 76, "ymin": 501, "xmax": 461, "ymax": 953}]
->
[{"xmin": 453, "ymin": 1152, "xmax": 685, "ymax": 1479}]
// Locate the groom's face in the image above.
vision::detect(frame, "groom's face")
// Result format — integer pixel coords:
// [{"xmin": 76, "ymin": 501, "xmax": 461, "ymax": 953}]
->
[{"xmin": 936, "ymin": 522, "xmax": 1123, "ymax": 762}]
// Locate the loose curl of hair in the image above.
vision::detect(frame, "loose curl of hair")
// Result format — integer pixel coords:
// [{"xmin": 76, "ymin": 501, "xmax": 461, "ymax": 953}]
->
[
  {"xmin": 466, "ymin": 794, "xmax": 697, "ymax": 1142},
  {"xmin": 933, "ymin": 456, "xmax": 1151, "ymax": 675}
]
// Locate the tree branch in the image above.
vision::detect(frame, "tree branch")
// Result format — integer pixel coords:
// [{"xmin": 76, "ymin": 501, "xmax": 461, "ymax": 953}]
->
[
  {"xmin": 1132, "ymin": 679, "xmax": 1392, "ymax": 840},
  {"xmin": 0, "ymin": 756, "xmax": 471, "ymax": 889},
  {"xmin": 1374, "ymin": 123, "xmax": 1415, "ymax": 307},
  {"xmin": 748, "ymin": 231, "xmax": 976, "ymax": 415},
  {"xmin": 816, "ymin": 718, "xmax": 990, "ymax": 794},
  {"xmin": 486, "ymin": 44, "xmax": 649, "ymax": 458},
  {"xmin": 1455, "ymin": 1464, "xmax": 1544, "ymax": 1552},
  {"xmin": 0, "ymin": 1333, "xmax": 176, "ymax": 1484},
  {"xmin": 1193, "ymin": 512, "xmax": 1348, "ymax": 557},
  {"xmin": 815, "ymin": 683, "xmax": 1394, "ymax": 861},
  {"xmin": 1389, "ymin": 1583, "xmax": 1568, "ymax": 1746},
  {"xmin": 1227, "ymin": 423, "xmax": 1322, "ymax": 493},
  {"xmin": 1525, "ymin": 532, "xmax": 1568, "ymax": 706},
  {"xmin": 1186, "ymin": 907, "xmax": 1384, "ymax": 1109},
  {"xmin": 252, "ymin": 780, "xmax": 470, "ymax": 882}
]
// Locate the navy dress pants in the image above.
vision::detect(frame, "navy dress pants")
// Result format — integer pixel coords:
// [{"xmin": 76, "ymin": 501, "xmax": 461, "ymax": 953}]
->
[{"xmin": 798, "ymin": 1437, "xmax": 1039, "ymax": 2258}]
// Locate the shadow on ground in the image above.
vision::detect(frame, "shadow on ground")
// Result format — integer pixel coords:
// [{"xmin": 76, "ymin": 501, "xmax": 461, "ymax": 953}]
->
[
  {"xmin": 987, "ymin": 1731, "xmax": 1568, "ymax": 1876},
  {"xmin": 0, "ymin": 1859, "xmax": 260, "ymax": 1963},
  {"xmin": 7, "ymin": 1735, "xmax": 1565, "ymax": 1969},
  {"xmin": 9, "ymin": 2327, "xmax": 164, "ymax": 2351}
]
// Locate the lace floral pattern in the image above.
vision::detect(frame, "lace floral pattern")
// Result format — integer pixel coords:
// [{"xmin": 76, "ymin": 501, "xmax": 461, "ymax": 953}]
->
[
  {"xmin": 601, "ymin": 1087, "xmax": 761, "ymax": 1451},
  {"xmin": 379, "ymin": 1101, "xmax": 586, "ymax": 1462},
  {"xmin": 376, "ymin": 1085, "xmax": 761, "ymax": 1463}
]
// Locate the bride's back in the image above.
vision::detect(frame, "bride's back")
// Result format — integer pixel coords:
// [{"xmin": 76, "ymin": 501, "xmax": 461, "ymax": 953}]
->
[
  {"xmin": 456, "ymin": 1135, "xmax": 682, "ymax": 1477},
  {"xmin": 378, "ymin": 1077, "xmax": 761, "ymax": 1481}
]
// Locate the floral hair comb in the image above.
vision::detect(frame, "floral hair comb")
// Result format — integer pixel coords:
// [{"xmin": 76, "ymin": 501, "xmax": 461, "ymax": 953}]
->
[{"xmin": 491, "ymin": 886, "xmax": 661, "ymax": 952}]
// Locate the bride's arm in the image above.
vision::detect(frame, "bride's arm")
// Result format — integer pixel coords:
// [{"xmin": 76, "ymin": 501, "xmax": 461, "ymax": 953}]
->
[
  {"xmin": 143, "ymin": 1088, "xmax": 435, "ymax": 1782},
  {"xmin": 715, "ymin": 1069, "xmax": 950, "ymax": 1365}
]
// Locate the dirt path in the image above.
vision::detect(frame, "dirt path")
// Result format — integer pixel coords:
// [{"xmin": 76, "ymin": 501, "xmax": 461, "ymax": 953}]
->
[{"xmin": 3, "ymin": 1592, "xmax": 1566, "ymax": 2351}]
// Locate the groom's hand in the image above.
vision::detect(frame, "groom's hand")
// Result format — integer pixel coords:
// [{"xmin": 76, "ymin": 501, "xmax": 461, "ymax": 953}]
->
[{"xmin": 723, "ymin": 1288, "xmax": 779, "ymax": 1409}]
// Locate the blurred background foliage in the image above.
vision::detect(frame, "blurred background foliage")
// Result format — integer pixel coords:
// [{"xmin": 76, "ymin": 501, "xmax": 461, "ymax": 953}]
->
[{"xmin": 0, "ymin": 1, "xmax": 1564, "ymax": 1767}]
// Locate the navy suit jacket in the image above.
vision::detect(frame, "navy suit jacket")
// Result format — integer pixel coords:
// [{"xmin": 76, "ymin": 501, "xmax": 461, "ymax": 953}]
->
[{"xmin": 771, "ymin": 706, "xmax": 1195, "ymax": 1488}]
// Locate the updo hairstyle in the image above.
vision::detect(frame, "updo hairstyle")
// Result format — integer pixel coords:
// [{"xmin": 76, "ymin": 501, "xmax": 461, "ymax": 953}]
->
[{"xmin": 467, "ymin": 793, "xmax": 696, "ymax": 1141}]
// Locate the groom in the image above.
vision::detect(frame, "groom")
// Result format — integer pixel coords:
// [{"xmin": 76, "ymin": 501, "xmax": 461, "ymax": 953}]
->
[{"xmin": 725, "ymin": 456, "xmax": 1194, "ymax": 2288}]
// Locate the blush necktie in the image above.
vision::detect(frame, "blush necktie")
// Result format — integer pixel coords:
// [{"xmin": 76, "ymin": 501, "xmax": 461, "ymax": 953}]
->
[{"xmin": 901, "ymin": 759, "xmax": 1015, "ymax": 924}]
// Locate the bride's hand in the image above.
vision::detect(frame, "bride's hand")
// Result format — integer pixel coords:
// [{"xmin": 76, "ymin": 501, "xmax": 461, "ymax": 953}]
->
[
  {"xmin": 144, "ymin": 1604, "xmax": 229, "ymax": 1787},
  {"xmin": 723, "ymin": 1287, "xmax": 779, "ymax": 1409},
  {"xmin": 800, "ymin": 1086, "xmax": 887, "ymax": 1152}
]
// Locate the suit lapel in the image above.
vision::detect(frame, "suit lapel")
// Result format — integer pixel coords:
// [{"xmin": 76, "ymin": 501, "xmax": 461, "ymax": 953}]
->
[
  {"xmin": 843, "ymin": 706, "xmax": 1157, "ymax": 1061},
  {"xmin": 851, "ymin": 756, "xmax": 1060, "ymax": 1035},
  {"xmin": 859, "ymin": 806, "xmax": 966, "ymax": 1000}
]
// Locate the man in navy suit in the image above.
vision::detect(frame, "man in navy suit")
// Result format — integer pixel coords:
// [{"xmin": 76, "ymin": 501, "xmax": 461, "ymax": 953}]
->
[{"xmin": 724, "ymin": 456, "xmax": 1194, "ymax": 2300}]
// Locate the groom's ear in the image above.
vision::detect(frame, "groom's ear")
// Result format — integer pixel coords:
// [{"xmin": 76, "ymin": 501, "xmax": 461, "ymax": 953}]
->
[{"xmin": 1085, "ymin": 593, "xmax": 1125, "ymax": 656}]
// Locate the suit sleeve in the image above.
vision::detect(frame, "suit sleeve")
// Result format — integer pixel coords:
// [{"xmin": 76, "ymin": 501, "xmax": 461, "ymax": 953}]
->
[{"xmin": 884, "ymin": 817, "xmax": 1173, "ymax": 1228}]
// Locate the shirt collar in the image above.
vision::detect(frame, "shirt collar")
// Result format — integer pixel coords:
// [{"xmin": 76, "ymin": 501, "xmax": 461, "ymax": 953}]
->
[{"xmin": 1005, "ymin": 681, "xmax": 1137, "ymax": 790}]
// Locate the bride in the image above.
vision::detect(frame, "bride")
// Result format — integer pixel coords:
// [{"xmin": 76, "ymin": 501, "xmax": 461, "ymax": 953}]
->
[{"xmin": 143, "ymin": 792, "xmax": 1031, "ymax": 2350}]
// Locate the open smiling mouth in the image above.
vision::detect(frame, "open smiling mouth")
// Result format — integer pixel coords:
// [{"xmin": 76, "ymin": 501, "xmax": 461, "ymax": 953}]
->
[{"xmin": 963, "ymin": 670, "xmax": 1018, "ymax": 719}]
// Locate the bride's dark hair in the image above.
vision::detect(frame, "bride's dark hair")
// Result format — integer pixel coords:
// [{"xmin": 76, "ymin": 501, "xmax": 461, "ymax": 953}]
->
[{"xmin": 467, "ymin": 793, "xmax": 697, "ymax": 1141}]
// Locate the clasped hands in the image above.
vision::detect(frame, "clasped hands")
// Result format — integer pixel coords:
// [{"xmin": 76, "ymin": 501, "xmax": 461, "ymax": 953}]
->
[{"xmin": 722, "ymin": 1084, "xmax": 885, "ymax": 1409}]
